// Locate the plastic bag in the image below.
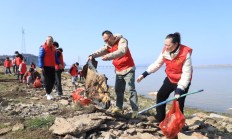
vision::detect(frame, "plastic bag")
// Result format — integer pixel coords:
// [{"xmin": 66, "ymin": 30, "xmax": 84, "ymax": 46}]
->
[
  {"xmin": 33, "ymin": 77, "xmax": 42, "ymax": 88},
  {"xmin": 159, "ymin": 100, "xmax": 185, "ymax": 139},
  {"xmin": 72, "ymin": 88, "xmax": 91, "ymax": 106}
]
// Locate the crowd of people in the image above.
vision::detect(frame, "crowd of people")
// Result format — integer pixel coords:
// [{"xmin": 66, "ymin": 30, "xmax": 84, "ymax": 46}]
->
[
  {"xmin": 3, "ymin": 36, "xmax": 83, "ymax": 101},
  {"xmin": 3, "ymin": 31, "xmax": 193, "ymax": 132}
]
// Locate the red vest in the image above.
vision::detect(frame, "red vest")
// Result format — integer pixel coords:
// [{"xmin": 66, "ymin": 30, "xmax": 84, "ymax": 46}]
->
[
  {"xmin": 55, "ymin": 50, "xmax": 64, "ymax": 70},
  {"xmin": 70, "ymin": 65, "xmax": 78, "ymax": 76},
  {"xmin": 107, "ymin": 39, "xmax": 135, "ymax": 71},
  {"xmin": 4, "ymin": 60, "xmax": 11, "ymax": 67},
  {"xmin": 163, "ymin": 44, "xmax": 192, "ymax": 83},
  {"xmin": 43, "ymin": 43, "xmax": 56, "ymax": 67},
  {"xmin": 15, "ymin": 57, "xmax": 22, "ymax": 66},
  {"xmin": 20, "ymin": 63, "xmax": 27, "ymax": 74}
]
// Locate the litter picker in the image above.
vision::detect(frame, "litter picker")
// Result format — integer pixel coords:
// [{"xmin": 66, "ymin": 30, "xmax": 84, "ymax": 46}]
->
[{"xmin": 138, "ymin": 89, "xmax": 204, "ymax": 114}]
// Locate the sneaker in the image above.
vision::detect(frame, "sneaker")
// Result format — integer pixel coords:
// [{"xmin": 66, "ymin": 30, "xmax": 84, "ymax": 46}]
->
[
  {"xmin": 111, "ymin": 107, "xmax": 123, "ymax": 114},
  {"xmin": 46, "ymin": 94, "xmax": 53, "ymax": 100},
  {"xmin": 131, "ymin": 111, "xmax": 138, "ymax": 119}
]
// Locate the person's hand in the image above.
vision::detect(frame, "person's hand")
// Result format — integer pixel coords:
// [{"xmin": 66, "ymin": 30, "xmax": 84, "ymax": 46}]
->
[
  {"xmin": 59, "ymin": 64, "xmax": 63, "ymax": 69},
  {"xmin": 88, "ymin": 55, "xmax": 93, "ymax": 61},
  {"xmin": 102, "ymin": 55, "xmax": 108, "ymax": 61},
  {"xmin": 137, "ymin": 75, "xmax": 144, "ymax": 83},
  {"xmin": 175, "ymin": 88, "xmax": 185, "ymax": 99}
]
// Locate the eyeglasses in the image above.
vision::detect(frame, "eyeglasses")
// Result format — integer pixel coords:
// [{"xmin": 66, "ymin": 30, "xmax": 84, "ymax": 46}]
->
[{"xmin": 104, "ymin": 34, "xmax": 112, "ymax": 43}]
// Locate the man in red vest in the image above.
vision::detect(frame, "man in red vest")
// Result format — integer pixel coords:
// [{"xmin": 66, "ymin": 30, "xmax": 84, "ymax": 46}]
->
[
  {"xmin": 38, "ymin": 36, "xmax": 62, "ymax": 100},
  {"xmin": 53, "ymin": 41, "xmax": 64, "ymax": 96},
  {"xmin": 4, "ymin": 57, "xmax": 12, "ymax": 74},
  {"xmin": 137, "ymin": 32, "xmax": 193, "ymax": 123},
  {"xmin": 88, "ymin": 30, "xmax": 138, "ymax": 118}
]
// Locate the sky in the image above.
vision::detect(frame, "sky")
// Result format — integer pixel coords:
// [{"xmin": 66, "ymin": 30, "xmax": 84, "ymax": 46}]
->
[{"xmin": 0, "ymin": 0, "xmax": 232, "ymax": 66}]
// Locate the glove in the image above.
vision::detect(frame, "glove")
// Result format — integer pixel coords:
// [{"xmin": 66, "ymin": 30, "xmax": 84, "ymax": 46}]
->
[{"xmin": 175, "ymin": 88, "xmax": 185, "ymax": 99}]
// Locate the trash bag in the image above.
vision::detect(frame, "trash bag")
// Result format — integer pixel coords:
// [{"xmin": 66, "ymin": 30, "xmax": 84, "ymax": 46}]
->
[
  {"xmin": 159, "ymin": 100, "xmax": 185, "ymax": 139},
  {"xmin": 33, "ymin": 77, "xmax": 42, "ymax": 88},
  {"xmin": 72, "ymin": 88, "xmax": 91, "ymax": 106}
]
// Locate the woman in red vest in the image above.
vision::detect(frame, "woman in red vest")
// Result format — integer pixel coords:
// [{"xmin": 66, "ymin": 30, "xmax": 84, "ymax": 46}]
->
[{"xmin": 137, "ymin": 32, "xmax": 193, "ymax": 123}]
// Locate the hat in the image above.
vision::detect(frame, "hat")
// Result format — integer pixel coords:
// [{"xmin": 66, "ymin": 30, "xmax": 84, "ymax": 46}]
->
[
  {"xmin": 15, "ymin": 51, "xmax": 19, "ymax": 54},
  {"xmin": 75, "ymin": 62, "xmax": 79, "ymax": 66}
]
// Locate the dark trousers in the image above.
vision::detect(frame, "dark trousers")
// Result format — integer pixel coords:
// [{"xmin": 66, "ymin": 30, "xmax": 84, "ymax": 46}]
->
[
  {"xmin": 5, "ymin": 67, "xmax": 11, "ymax": 74},
  {"xmin": 16, "ymin": 66, "xmax": 20, "ymax": 79},
  {"xmin": 155, "ymin": 77, "xmax": 190, "ymax": 122},
  {"xmin": 55, "ymin": 70, "xmax": 63, "ymax": 95},
  {"xmin": 43, "ymin": 67, "xmax": 55, "ymax": 94},
  {"xmin": 13, "ymin": 65, "xmax": 16, "ymax": 73}
]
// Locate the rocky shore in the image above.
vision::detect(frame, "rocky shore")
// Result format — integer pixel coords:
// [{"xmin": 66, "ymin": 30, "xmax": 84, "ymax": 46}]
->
[{"xmin": 0, "ymin": 67, "xmax": 232, "ymax": 139}]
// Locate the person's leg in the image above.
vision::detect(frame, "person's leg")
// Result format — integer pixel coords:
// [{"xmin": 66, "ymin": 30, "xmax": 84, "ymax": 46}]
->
[
  {"xmin": 16, "ymin": 66, "xmax": 19, "ymax": 79},
  {"xmin": 27, "ymin": 76, "xmax": 31, "ymax": 84},
  {"xmin": 43, "ymin": 67, "xmax": 55, "ymax": 95},
  {"xmin": 13, "ymin": 65, "xmax": 15, "ymax": 74},
  {"xmin": 115, "ymin": 74, "xmax": 126, "ymax": 110},
  {"xmin": 5, "ymin": 68, "xmax": 8, "ymax": 74},
  {"xmin": 8, "ymin": 67, "xmax": 11, "ymax": 74},
  {"xmin": 124, "ymin": 70, "xmax": 138, "ymax": 111},
  {"xmin": 55, "ymin": 70, "xmax": 63, "ymax": 96},
  {"xmin": 155, "ymin": 77, "xmax": 175, "ymax": 122}
]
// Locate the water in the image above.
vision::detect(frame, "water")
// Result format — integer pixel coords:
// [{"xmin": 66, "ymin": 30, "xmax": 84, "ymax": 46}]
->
[{"xmin": 97, "ymin": 66, "xmax": 232, "ymax": 115}]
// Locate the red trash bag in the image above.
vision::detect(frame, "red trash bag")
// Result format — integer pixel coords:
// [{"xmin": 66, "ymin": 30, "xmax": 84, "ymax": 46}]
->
[
  {"xmin": 33, "ymin": 77, "xmax": 42, "ymax": 88},
  {"xmin": 72, "ymin": 88, "xmax": 91, "ymax": 106},
  {"xmin": 159, "ymin": 100, "xmax": 185, "ymax": 139}
]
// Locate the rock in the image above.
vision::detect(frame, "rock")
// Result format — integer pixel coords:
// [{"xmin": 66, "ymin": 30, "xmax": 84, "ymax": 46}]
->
[
  {"xmin": 49, "ymin": 112, "xmax": 105, "ymax": 135},
  {"xmin": 1, "ymin": 100, "xmax": 9, "ymax": 107},
  {"xmin": 209, "ymin": 113, "xmax": 227, "ymax": 119},
  {"xmin": 59, "ymin": 99, "xmax": 69, "ymax": 105},
  {"xmin": 12, "ymin": 123, "xmax": 24, "ymax": 131},
  {"xmin": 63, "ymin": 134, "xmax": 78, "ymax": 139},
  {"xmin": 147, "ymin": 116, "xmax": 156, "ymax": 123},
  {"xmin": 30, "ymin": 97, "xmax": 40, "ymax": 100},
  {"xmin": 178, "ymin": 132, "xmax": 208, "ymax": 139},
  {"xmin": 126, "ymin": 128, "xmax": 136, "ymax": 134},
  {"xmin": 0, "ymin": 127, "xmax": 12, "ymax": 135}
]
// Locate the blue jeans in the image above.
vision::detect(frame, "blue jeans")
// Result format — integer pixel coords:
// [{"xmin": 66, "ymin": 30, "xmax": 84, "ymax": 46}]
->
[{"xmin": 115, "ymin": 70, "xmax": 138, "ymax": 111}]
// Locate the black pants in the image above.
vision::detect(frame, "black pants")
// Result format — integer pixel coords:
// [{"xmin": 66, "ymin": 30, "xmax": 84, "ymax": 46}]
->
[
  {"xmin": 155, "ymin": 77, "xmax": 190, "ymax": 122},
  {"xmin": 43, "ymin": 67, "xmax": 55, "ymax": 94},
  {"xmin": 55, "ymin": 70, "xmax": 63, "ymax": 95},
  {"xmin": 16, "ymin": 66, "xmax": 20, "ymax": 79}
]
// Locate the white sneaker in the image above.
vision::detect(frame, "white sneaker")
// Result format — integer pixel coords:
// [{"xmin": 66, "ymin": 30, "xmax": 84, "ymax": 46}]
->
[{"xmin": 46, "ymin": 94, "xmax": 53, "ymax": 100}]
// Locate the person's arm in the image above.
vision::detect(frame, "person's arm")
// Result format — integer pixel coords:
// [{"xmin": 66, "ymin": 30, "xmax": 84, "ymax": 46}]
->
[
  {"xmin": 55, "ymin": 51, "xmax": 61, "ymax": 65},
  {"xmin": 91, "ymin": 46, "xmax": 109, "ymax": 59},
  {"xmin": 23, "ymin": 71, "xmax": 28, "ymax": 80},
  {"xmin": 19, "ymin": 63, "xmax": 22, "ymax": 72},
  {"xmin": 104, "ymin": 38, "xmax": 128, "ymax": 60},
  {"xmin": 38, "ymin": 46, "xmax": 45, "ymax": 68},
  {"xmin": 177, "ymin": 53, "xmax": 192, "ymax": 90}
]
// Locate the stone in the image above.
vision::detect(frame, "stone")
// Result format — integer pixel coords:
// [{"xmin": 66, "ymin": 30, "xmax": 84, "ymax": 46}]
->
[{"xmin": 12, "ymin": 123, "xmax": 24, "ymax": 131}]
